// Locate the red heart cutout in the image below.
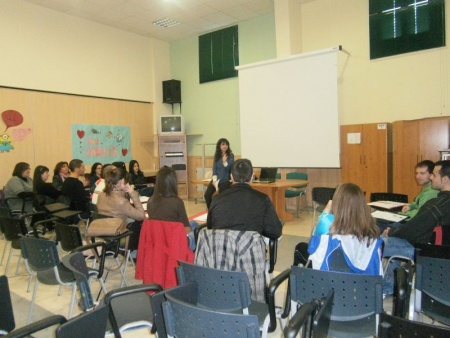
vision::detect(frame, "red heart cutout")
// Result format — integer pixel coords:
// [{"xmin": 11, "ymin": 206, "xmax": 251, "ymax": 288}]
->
[
  {"xmin": 122, "ymin": 148, "xmax": 128, "ymax": 156},
  {"xmin": 77, "ymin": 130, "xmax": 85, "ymax": 139}
]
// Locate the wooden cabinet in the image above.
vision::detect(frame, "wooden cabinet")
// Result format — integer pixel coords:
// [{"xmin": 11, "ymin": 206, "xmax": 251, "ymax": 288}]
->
[
  {"xmin": 393, "ymin": 117, "xmax": 450, "ymax": 201},
  {"xmin": 340, "ymin": 123, "xmax": 392, "ymax": 201},
  {"xmin": 158, "ymin": 134, "xmax": 188, "ymax": 199}
]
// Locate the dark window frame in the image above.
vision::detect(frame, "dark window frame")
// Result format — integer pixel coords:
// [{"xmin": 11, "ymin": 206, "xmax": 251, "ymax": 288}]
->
[
  {"xmin": 199, "ymin": 26, "xmax": 239, "ymax": 83},
  {"xmin": 369, "ymin": 0, "xmax": 445, "ymax": 60}
]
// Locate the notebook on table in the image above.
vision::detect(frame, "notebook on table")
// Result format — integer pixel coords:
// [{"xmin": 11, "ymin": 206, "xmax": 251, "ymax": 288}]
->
[{"xmin": 254, "ymin": 167, "xmax": 278, "ymax": 183}]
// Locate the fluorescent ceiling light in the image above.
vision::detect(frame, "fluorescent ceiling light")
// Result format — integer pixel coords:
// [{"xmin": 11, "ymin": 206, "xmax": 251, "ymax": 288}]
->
[{"xmin": 153, "ymin": 18, "xmax": 180, "ymax": 28}]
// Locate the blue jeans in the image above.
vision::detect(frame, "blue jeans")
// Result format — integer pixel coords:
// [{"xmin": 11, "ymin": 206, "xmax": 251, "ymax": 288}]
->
[
  {"xmin": 187, "ymin": 221, "xmax": 198, "ymax": 251},
  {"xmin": 381, "ymin": 236, "xmax": 415, "ymax": 296}
]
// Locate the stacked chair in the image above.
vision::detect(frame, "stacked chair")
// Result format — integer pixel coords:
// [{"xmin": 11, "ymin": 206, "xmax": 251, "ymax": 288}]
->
[{"xmin": 2, "ymin": 271, "xmax": 109, "ymax": 338}]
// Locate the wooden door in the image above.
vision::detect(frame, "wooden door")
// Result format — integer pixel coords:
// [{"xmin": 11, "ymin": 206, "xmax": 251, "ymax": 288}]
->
[
  {"xmin": 393, "ymin": 120, "xmax": 420, "ymax": 200},
  {"xmin": 363, "ymin": 123, "xmax": 390, "ymax": 198},
  {"xmin": 340, "ymin": 124, "xmax": 364, "ymax": 187},
  {"xmin": 419, "ymin": 117, "xmax": 449, "ymax": 161}
]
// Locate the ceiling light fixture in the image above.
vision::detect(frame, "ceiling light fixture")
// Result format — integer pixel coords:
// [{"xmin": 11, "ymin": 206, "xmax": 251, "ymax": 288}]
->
[{"xmin": 153, "ymin": 18, "xmax": 180, "ymax": 28}]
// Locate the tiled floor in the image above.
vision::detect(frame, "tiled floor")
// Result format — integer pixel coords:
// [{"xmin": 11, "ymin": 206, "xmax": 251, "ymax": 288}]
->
[{"xmin": 2, "ymin": 200, "xmax": 312, "ymax": 337}]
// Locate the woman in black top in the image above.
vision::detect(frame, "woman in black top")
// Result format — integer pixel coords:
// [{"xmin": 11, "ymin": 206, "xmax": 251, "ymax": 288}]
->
[
  {"xmin": 52, "ymin": 161, "xmax": 69, "ymax": 190},
  {"xmin": 89, "ymin": 162, "xmax": 103, "ymax": 193},
  {"xmin": 33, "ymin": 165, "xmax": 62, "ymax": 207},
  {"xmin": 128, "ymin": 160, "xmax": 153, "ymax": 197}
]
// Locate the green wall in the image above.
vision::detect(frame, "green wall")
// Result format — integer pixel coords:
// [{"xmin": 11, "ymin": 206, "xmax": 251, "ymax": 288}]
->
[{"xmin": 170, "ymin": 14, "xmax": 277, "ymax": 156}]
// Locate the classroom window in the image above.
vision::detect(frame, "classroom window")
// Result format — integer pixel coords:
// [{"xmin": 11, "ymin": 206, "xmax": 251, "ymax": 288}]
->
[
  {"xmin": 199, "ymin": 26, "xmax": 239, "ymax": 83},
  {"xmin": 369, "ymin": 0, "xmax": 445, "ymax": 60}
]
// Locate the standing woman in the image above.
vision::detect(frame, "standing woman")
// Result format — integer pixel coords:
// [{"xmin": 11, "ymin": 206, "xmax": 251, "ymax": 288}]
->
[
  {"xmin": 4, "ymin": 162, "xmax": 34, "ymax": 213},
  {"xmin": 128, "ymin": 160, "xmax": 154, "ymax": 197},
  {"xmin": 147, "ymin": 167, "xmax": 197, "ymax": 250},
  {"xmin": 204, "ymin": 138, "xmax": 234, "ymax": 209},
  {"xmin": 33, "ymin": 165, "xmax": 61, "ymax": 203},
  {"xmin": 89, "ymin": 162, "xmax": 103, "ymax": 193},
  {"xmin": 52, "ymin": 161, "xmax": 69, "ymax": 190}
]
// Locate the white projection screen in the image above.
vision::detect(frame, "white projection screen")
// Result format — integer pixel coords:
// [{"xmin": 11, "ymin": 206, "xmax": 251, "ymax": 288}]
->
[{"xmin": 237, "ymin": 47, "xmax": 340, "ymax": 168}]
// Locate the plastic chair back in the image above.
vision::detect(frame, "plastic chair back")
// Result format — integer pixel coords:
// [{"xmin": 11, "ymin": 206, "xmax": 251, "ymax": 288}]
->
[
  {"xmin": 378, "ymin": 312, "xmax": 450, "ymax": 338},
  {"xmin": 1, "ymin": 217, "xmax": 25, "ymax": 244},
  {"xmin": 55, "ymin": 304, "xmax": 109, "ymax": 338},
  {"xmin": 20, "ymin": 237, "xmax": 60, "ymax": 271},
  {"xmin": 56, "ymin": 223, "xmax": 83, "ymax": 252},
  {"xmin": 312, "ymin": 187, "xmax": 335, "ymax": 207},
  {"xmin": 62, "ymin": 252, "xmax": 95, "ymax": 311},
  {"xmin": 370, "ymin": 192, "xmax": 408, "ymax": 203},
  {"xmin": 103, "ymin": 283, "xmax": 163, "ymax": 338},
  {"xmin": 415, "ymin": 248, "xmax": 450, "ymax": 325},
  {"xmin": 177, "ymin": 261, "xmax": 252, "ymax": 311},
  {"xmin": 0, "ymin": 275, "xmax": 15, "ymax": 334},
  {"xmin": 289, "ymin": 265, "xmax": 383, "ymax": 337},
  {"xmin": 151, "ymin": 282, "xmax": 198, "ymax": 338},
  {"xmin": 286, "ymin": 172, "xmax": 308, "ymax": 186},
  {"xmin": 162, "ymin": 292, "xmax": 260, "ymax": 338}
]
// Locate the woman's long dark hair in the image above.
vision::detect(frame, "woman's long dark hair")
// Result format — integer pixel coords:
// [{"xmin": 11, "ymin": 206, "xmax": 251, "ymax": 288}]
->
[
  {"xmin": 53, "ymin": 161, "xmax": 68, "ymax": 176},
  {"xmin": 128, "ymin": 160, "xmax": 143, "ymax": 176},
  {"xmin": 90, "ymin": 162, "xmax": 102, "ymax": 176},
  {"xmin": 32, "ymin": 165, "xmax": 49, "ymax": 193},
  {"xmin": 150, "ymin": 167, "xmax": 178, "ymax": 206},
  {"xmin": 214, "ymin": 138, "xmax": 232, "ymax": 162}
]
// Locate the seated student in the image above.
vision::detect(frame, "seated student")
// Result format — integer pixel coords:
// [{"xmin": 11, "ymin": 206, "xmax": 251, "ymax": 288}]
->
[
  {"xmin": 91, "ymin": 164, "xmax": 112, "ymax": 205},
  {"xmin": 382, "ymin": 160, "xmax": 450, "ymax": 295},
  {"xmin": 4, "ymin": 162, "xmax": 34, "ymax": 213},
  {"xmin": 97, "ymin": 166, "xmax": 145, "ymax": 221},
  {"xmin": 33, "ymin": 165, "xmax": 62, "ymax": 205},
  {"xmin": 206, "ymin": 158, "xmax": 282, "ymax": 239},
  {"xmin": 112, "ymin": 161, "xmax": 127, "ymax": 176},
  {"xmin": 400, "ymin": 160, "xmax": 439, "ymax": 219},
  {"xmin": 52, "ymin": 161, "xmax": 69, "ymax": 191},
  {"xmin": 61, "ymin": 159, "xmax": 90, "ymax": 219},
  {"xmin": 301, "ymin": 183, "xmax": 383, "ymax": 275},
  {"xmin": 89, "ymin": 162, "xmax": 103, "ymax": 193},
  {"xmin": 146, "ymin": 167, "xmax": 197, "ymax": 251},
  {"xmin": 128, "ymin": 160, "xmax": 154, "ymax": 197}
]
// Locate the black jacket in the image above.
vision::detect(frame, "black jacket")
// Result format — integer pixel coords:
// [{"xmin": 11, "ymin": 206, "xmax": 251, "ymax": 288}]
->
[
  {"xmin": 207, "ymin": 183, "xmax": 282, "ymax": 239},
  {"xmin": 388, "ymin": 190, "xmax": 450, "ymax": 244}
]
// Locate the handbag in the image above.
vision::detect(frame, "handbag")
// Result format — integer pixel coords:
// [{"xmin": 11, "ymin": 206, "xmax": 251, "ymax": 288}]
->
[{"xmin": 86, "ymin": 218, "xmax": 127, "ymax": 237}]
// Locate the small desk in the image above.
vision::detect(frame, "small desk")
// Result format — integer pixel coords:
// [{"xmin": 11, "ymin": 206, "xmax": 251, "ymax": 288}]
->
[
  {"xmin": 44, "ymin": 203, "xmax": 70, "ymax": 213},
  {"xmin": 191, "ymin": 179, "xmax": 308, "ymax": 222},
  {"xmin": 52, "ymin": 209, "xmax": 82, "ymax": 223}
]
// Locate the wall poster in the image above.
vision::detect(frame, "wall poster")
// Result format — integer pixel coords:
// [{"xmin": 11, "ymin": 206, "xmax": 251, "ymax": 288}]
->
[{"xmin": 72, "ymin": 124, "xmax": 131, "ymax": 164}]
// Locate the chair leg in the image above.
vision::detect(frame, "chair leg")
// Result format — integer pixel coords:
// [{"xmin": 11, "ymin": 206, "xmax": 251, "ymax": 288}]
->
[
  {"xmin": 15, "ymin": 255, "xmax": 22, "ymax": 275},
  {"xmin": 27, "ymin": 273, "xmax": 33, "ymax": 292},
  {"xmin": 28, "ymin": 279, "xmax": 39, "ymax": 324},
  {"xmin": 302, "ymin": 191, "xmax": 309, "ymax": 214},
  {"xmin": 99, "ymin": 278, "xmax": 107, "ymax": 296},
  {"xmin": 4, "ymin": 245, "xmax": 13, "ymax": 275},
  {"xmin": 0, "ymin": 235, "xmax": 7, "ymax": 266},
  {"xmin": 296, "ymin": 196, "xmax": 300, "ymax": 218},
  {"xmin": 68, "ymin": 283, "xmax": 77, "ymax": 319}
]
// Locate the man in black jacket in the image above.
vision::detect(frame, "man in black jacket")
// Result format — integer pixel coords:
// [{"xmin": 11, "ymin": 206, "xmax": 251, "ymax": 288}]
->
[
  {"xmin": 207, "ymin": 158, "xmax": 282, "ymax": 240},
  {"xmin": 62, "ymin": 159, "xmax": 90, "ymax": 219},
  {"xmin": 382, "ymin": 160, "xmax": 450, "ymax": 294}
]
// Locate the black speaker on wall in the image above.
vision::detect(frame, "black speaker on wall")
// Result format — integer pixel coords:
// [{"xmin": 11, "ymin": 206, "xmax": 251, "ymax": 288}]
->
[{"xmin": 163, "ymin": 80, "xmax": 181, "ymax": 103}]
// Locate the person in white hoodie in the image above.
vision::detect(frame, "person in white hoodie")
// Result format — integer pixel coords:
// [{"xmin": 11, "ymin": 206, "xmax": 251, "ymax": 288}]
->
[{"xmin": 295, "ymin": 183, "xmax": 383, "ymax": 275}]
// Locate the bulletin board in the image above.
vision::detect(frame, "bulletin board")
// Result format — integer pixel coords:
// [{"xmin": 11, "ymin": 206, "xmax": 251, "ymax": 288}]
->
[{"xmin": 72, "ymin": 124, "xmax": 131, "ymax": 164}]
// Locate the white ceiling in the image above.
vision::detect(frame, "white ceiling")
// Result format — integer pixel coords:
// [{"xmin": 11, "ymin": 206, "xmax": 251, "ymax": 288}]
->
[{"xmin": 22, "ymin": 0, "xmax": 276, "ymax": 42}]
